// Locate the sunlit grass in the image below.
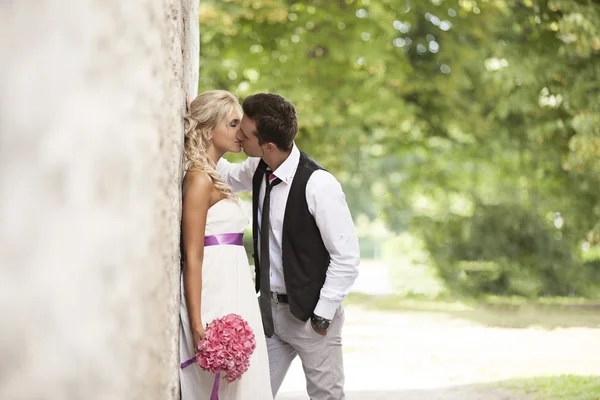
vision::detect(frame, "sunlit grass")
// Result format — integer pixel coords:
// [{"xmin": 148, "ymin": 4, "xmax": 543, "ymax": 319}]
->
[
  {"xmin": 350, "ymin": 233, "xmax": 600, "ymax": 328},
  {"xmin": 345, "ymin": 292, "xmax": 600, "ymax": 329},
  {"xmin": 345, "ymin": 292, "xmax": 469, "ymax": 312},
  {"xmin": 498, "ymin": 375, "xmax": 600, "ymax": 400}
]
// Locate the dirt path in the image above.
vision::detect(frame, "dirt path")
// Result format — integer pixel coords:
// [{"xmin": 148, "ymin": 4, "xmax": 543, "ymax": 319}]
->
[{"xmin": 276, "ymin": 306, "xmax": 600, "ymax": 400}]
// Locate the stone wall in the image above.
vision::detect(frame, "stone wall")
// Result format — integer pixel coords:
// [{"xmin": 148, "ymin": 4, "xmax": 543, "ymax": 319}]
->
[{"xmin": 0, "ymin": 1, "xmax": 198, "ymax": 398}]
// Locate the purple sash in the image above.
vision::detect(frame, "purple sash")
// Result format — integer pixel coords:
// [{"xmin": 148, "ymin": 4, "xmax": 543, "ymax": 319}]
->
[{"xmin": 204, "ymin": 233, "xmax": 244, "ymax": 246}]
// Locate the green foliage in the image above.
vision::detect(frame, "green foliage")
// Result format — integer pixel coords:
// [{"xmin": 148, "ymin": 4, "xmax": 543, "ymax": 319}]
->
[
  {"xmin": 380, "ymin": 233, "xmax": 446, "ymax": 297},
  {"xmin": 200, "ymin": 0, "xmax": 600, "ymax": 297},
  {"xmin": 414, "ymin": 203, "xmax": 598, "ymax": 297}
]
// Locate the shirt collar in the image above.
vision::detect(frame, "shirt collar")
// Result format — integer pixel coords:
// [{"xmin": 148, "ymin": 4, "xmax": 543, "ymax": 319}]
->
[{"xmin": 271, "ymin": 143, "xmax": 299, "ymax": 185}]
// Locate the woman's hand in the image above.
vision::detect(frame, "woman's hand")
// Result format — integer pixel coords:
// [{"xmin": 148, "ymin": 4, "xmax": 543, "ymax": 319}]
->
[{"xmin": 192, "ymin": 325, "xmax": 205, "ymax": 353}]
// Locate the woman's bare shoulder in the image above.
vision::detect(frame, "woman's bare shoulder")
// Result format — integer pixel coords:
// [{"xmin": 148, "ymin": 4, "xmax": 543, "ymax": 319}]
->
[{"xmin": 183, "ymin": 170, "xmax": 215, "ymax": 199}]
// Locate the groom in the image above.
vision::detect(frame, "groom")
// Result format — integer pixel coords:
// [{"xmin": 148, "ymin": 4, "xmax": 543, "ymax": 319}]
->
[{"xmin": 217, "ymin": 93, "xmax": 360, "ymax": 399}]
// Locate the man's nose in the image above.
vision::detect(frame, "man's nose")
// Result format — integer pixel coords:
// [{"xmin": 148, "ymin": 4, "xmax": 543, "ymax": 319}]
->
[{"xmin": 236, "ymin": 129, "xmax": 243, "ymax": 141}]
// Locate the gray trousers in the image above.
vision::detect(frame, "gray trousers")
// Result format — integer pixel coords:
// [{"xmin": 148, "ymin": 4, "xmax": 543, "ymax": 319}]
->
[{"xmin": 266, "ymin": 298, "xmax": 345, "ymax": 400}]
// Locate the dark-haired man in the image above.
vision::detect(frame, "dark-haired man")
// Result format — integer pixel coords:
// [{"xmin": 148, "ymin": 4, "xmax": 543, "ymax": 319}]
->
[{"xmin": 217, "ymin": 93, "xmax": 360, "ymax": 400}]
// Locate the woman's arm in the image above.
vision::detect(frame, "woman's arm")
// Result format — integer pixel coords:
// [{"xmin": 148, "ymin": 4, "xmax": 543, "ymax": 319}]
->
[
  {"xmin": 182, "ymin": 171, "xmax": 214, "ymax": 351},
  {"xmin": 216, "ymin": 157, "xmax": 260, "ymax": 193}
]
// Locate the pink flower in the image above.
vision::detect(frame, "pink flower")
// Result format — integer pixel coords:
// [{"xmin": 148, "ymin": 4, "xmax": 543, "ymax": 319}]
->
[{"xmin": 194, "ymin": 313, "xmax": 256, "ymax": 382}]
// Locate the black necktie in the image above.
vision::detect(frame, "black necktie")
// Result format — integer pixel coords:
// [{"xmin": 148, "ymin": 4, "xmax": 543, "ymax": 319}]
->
[{"xmin": 259, "ymin": 171, "xmax": 282, "ymax": 338}]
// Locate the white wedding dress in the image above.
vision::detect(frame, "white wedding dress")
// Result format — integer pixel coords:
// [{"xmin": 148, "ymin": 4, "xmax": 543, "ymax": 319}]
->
[{"xmin": 179, "ymin": 198, "xmax": 272, "ymax": 400}]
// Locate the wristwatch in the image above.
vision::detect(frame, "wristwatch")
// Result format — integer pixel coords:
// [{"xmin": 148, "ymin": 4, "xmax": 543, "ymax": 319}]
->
[{"xmin": 311, "ymin": 314, "xmax": 331, "ymax": 331}]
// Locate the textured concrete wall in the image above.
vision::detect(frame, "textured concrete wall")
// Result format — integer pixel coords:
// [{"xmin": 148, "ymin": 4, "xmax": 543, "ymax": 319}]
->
[{"xmin": 0, "ymin": 1, "xmax": 198, "ymax": 399}]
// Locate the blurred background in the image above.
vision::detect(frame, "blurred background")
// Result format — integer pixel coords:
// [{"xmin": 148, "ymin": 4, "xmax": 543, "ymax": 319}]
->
[{"xmin": 199, "ymin": 0, "xmax": 600, "ymax": 398}]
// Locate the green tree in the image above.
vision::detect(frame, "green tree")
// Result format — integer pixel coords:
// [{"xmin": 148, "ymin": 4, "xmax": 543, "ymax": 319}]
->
[{"xmin": 198, "ymin": 0, "xmax": 600, "ymax": 296}]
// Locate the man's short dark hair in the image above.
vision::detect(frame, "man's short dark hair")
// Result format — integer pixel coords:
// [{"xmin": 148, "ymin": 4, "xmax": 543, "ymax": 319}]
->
[{"xmin": 242, "ymin": 93, "xmax": 298, "ymax": 151}]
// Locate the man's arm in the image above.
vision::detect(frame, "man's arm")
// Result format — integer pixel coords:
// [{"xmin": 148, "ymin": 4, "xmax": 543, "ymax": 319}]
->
[
  {"xmin": 307, "ymin": 170, "xmax": 360, "ymax": 321},
  {"xmin": 216, "ymin": 157, "xmax": 260, "ymax": 193}
]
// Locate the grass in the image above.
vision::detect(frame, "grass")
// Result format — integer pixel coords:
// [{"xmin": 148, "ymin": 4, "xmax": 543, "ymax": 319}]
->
[
  {"xmin": 353, "ymin": 233, "xmax": 600, "ymax": 329},
  {"xmin": 498, "ymin": 375, "xmax": 600, "ymax": 400},
  {"xmin": 345, "ymin": 292, "xmax": 600, "ymax": 329}
]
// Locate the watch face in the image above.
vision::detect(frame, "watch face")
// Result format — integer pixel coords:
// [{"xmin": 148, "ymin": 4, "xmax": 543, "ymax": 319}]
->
[
  {"xmin": 316, "ymin": 320, "xmax": 330, "ymax": 330},
  {"xmin": 311, "ymin": 315, "xmax": 331, "ymax": 331}
]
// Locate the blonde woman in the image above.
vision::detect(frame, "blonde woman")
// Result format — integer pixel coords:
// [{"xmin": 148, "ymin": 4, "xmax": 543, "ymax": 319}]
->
[{"xmin": 179, "ymin": 90, "xmax": 272, "ymax": 399}]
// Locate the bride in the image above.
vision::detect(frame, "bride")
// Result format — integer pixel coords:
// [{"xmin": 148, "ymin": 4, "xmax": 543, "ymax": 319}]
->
[{"xmin": 179, "ymin": 90, "xmax": 272, "ymax": 399}]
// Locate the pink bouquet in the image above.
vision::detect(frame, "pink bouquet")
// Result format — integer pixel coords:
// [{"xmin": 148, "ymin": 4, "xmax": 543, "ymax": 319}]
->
[{"xmin": 180, "ymin": 313, "xmax": 256, "ymax": 399}]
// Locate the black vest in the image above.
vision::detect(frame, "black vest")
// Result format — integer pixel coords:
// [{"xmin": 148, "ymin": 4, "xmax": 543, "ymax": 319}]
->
[{"xmin": 252, "ymin": 151, "xmax": 330, "ymax": 322}]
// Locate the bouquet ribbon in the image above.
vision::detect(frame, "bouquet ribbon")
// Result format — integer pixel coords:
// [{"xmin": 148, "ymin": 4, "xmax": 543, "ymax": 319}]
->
[{"xmin": 181, "ymin": 357, "xmax": 220, "ymax": 400}]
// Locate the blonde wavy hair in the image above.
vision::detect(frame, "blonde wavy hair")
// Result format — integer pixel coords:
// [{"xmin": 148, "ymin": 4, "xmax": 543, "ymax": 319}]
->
[{"xmin": 184, "ymin": 90, "xmax": 241, "ymax": 198}]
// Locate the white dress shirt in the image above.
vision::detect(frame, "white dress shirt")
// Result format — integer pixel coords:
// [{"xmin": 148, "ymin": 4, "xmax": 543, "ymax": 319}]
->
[{"xmin": 217, "ymin": 145, "xmax": 360, "ymax": 320}]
